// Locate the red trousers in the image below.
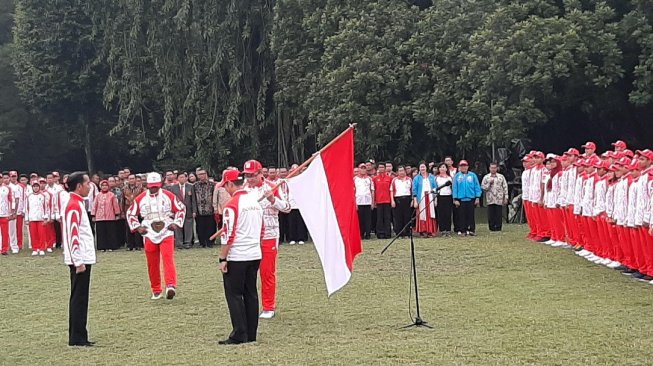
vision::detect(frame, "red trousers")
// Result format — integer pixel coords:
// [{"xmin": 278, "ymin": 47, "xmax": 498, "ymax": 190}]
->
[
  {"xmin": 638, "ymin": 227, "xmax": 653, "ymax": 276},
  {"xmin": 566, "ymin": 207, "xmax": 578, "ymax": 245},
  {"xmin": 629, "ymin": 228, "xmax": 645, "ymax": 272},
  {"xmin": 28, "ymin": 221, "xmax": 47, "ymax": 251},
  {"xmin": 16, "ymin": 215, "xmax": 24, "ymax": 249},
  {"xmin": 524, "ymin": 201, "xmax": 535, "ymax": 238},
  {"xmin": 260, "ymin": 238, "xmax": 278, "ymax": 311},
  {"xmin": 144, "ymin": 236, "xmax": 177, "ymax": 293},
  {"xmin": 0, "ymin": 217, "xmax": 9, "ymax": 254},
  {"xmin": 47, "ymin": 222, "xmax": 56, "ymax": 248},
  {"xmin": 618, "ymin": 226, "xmax": 633, "ymax": 268}
]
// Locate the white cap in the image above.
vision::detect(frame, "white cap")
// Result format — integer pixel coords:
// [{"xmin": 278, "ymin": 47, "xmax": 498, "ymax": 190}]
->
[{"xmin": 146, "ymin": 172, "xmax": 162, "ymax": 187}]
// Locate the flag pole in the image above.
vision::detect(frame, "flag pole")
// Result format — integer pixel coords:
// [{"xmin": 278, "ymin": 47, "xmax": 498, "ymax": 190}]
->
[{"xmin": 210, "ymin": 123, "xmax": 357, "ymax": 240}]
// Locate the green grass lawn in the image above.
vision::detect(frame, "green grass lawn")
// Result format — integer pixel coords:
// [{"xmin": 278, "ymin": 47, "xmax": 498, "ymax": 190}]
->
[{"xmin": 2, "ymin": 224, "xmax": 653, "ymax": 365}]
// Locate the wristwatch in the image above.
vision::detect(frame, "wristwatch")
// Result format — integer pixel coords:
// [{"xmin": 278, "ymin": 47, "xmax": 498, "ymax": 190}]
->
[{"xmin": 219, "ymin": 257, "xmax": 227, "ymax": 263}]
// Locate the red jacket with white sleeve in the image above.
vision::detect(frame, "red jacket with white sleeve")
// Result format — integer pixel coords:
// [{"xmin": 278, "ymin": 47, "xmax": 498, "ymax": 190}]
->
[
  {"xmin": 127, "ymin": 189, "xmax": 185, "ymax": 244},
  {"xmin": 221, "ymin": 190, "xmax": 264, "ymax": 261},
  {"xmin": 62, "ymin": 193, "xmax": 96, "ymax": 266}
]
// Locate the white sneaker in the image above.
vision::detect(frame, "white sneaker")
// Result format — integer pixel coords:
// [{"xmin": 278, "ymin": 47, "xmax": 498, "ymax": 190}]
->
[
  {"xmin": 545, "ymin": 240, "xmax": 556, "ymax": 245},
  {"xmin": 39, "ymin": 251, "xmax": 45, "ymax": 256},
  {"xmin": 576, "ymin": 249, "xmax": 589, "ymax": 256},
  {"xmin": 649, "ymin": 279, "xmax": 653, "ymax": 285},
  {"xmin": 289, "ymin": 241, "xmax": 296, "ymax": 245},
  {"xmin": 259, "ymin": 311, "xmax": 275, "ymax": 319},
  {"xmin": 600, "ymin": 258, "xmax": 611, "ymax": 266},
  {"xmin": 46, "ymin": 248, "xmax": 53, "ymax": 253},
  {"xmin": 607, "ymin": 261, "xmax": 621, "ymax": 269},
  {"xmin": 151, "ymin": 292, "xmax": 162, "ymax": 300},
  {"xmin": 11, "ymin": 249, "xmax": 19, "ymax": 254},
  {"xmin": 298, "ymin": 241, "xmax": 305, "ymax": 245},
  {"xmin": 31, "ymin": 251, "xmax": 38, "ymax": 256},
  {"xmin": 551, "ymin": 241, "xmax": 564, "ymax": 247}
]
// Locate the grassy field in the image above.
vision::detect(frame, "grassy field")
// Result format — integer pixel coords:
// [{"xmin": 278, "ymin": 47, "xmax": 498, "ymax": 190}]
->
[{"xmin": 1, "ymin": 224, "xmax": 653, "ymax": 365}]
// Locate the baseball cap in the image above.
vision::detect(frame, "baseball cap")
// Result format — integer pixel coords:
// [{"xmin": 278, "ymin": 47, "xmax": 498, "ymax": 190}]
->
[
  {"xmin": 458, "ymin": 160, "xmax": 469, "ymax": 166},
  {"xmin": 628, "ymin": 159, "xmax": 641, "ymax": 171},
  {"xmin": 612, "ymin": 140, "xmax": 627, "ymax": 149},
  {"xmin": 218, "ymin": 169, "xmax": 242, "ymax": 187},
  {"xmin": 582, "ymin": 141, "xmax": 597, "ymax": 150},
  {"xmin": 636, "ymin": 149, "xmax": 653, "ymax": 160},
  {"xmin": 564, "ymin": 148, "xmax": 580, "ymax": 156},
  {"xmin": 243, "ymin": 160, "xmax": 263, "ymax": 174},
  {"xmin": 623, "ymin": 149, "xmax": 634, "ymax": 158},
  {"xmin": 146, "ymin": 172, "xmax": 162, "ymax": 188}
]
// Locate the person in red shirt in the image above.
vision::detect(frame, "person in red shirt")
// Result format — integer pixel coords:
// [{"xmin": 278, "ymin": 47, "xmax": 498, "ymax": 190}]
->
[{"xmin": 373, "ymin": 163, "xmax": 393, "ymax": 239}]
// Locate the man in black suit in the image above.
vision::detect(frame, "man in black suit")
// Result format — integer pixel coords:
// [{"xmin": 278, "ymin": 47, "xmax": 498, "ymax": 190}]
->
[{"xmin": 167, "ymin": 172, "xmax": 196, "ymax": 249}]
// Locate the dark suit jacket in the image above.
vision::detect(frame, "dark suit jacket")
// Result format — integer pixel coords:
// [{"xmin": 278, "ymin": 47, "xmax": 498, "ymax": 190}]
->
[{"xmin": 167, "ymin": 183, "xmax": 196, "ymax": 218}]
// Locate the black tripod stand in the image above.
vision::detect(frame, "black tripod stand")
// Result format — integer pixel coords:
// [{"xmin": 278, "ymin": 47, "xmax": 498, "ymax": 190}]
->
[{"xmin": 381, "ymin": 190, "xmax": 439, "ymax": 329}]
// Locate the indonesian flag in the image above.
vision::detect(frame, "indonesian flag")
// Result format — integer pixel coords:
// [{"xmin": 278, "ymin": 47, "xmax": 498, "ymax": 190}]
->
[{"xmin": 286, "ymin": 128, "xmax": 362, "ymax": 296}]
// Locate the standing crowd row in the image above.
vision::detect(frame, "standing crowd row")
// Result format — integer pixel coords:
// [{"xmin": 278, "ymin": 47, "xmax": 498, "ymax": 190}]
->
[{"xmin": 521, "ymin": 140, "xmax": 653, "ymax": 284}]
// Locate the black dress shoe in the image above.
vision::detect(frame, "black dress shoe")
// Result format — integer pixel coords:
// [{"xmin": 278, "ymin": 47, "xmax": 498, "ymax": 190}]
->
[
  {"xmin": 218, "ymin": 338, "xmax": 244, "ymax": 345},
  {"xmin": 632, "ymin": 272, "xmax": 645, "ymax": 279}
]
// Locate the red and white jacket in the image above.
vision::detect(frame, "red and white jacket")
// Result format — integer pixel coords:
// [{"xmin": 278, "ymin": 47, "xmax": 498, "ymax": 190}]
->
[
  {"xmin": 572, "ymin": 173, "xmax": 586, "ymax": 215},
  {"xmin": 565, "ymin": 165, "xmax": 578, "ymax": 207},
  {"xmin": 0, "ymin": 184, "xmax": 14, "ymax": 218},
  {"xmin": 245, "ymin": 181, "xmax": 290, "ymax": 241},
  {"xmin": 9, "ymin": 182, "xmax": 25, "ymax": 215},
  {"xmin": 221, "ymin": 190, "xmax": 264, "ymax": 261},
  {"xmin": 521, "ymin": 167, "xmax": 532, "ymax": 202},
  {"xmin": 581, "ymin": 173, "xmax": 598, "ymax": 217},
  {"xmin": 592, "ymin": 175, "xmax": 608, "ymax": 217},
  {"xmin": 62, "ymin": 193, "xmax": 96, "ymax": 266},
  {"xmin": 25, "ymin": 192, "xmax": 49, "ymax": 222},
  {"xmin": 530, "ymin": 165, "xmax": 545, "ymax": 204},
  {"xmin": 635, "ymin": 167, "xmax": 652, "ymax": 226},
  {"xmin": 605, "ymin": 180, "xmax": 617, "ymax": 220},
  {"xmin": 41, "ymin": 190, "xmax": 54, "ymax": 221},
  {"xmin": 613, "ymin": 175, "xmax": 631, "ymax": 226},
  {"xmin": 127, "ymin": 189, "xmax": 185, "ymax": 244},
  {"xmin": 626, "ymin": 175, "xmax": 640, "ymax": 228}
]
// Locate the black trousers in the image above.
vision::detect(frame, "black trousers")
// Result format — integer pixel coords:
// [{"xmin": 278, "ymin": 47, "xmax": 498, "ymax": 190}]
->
[
  {"xmin": 457, "ymin": 200, "xmax": 476, "ymax": 233},
  {"xmin": 126, "ymin": 229, "xmax": 143, "ymax": 249},
  {"xmin": 69, "ymin": 264, "xmax": 92, "ymax": 345},
  {"xmin": 223, "ymin": 260, "xmax": 260, "ymax": 343},
  {"xmin": 487, "ymin": 204, "xmax": 503, "ymax": 231},
  {"xmin": 370, "ymin": 207, "xmax": 377, "ymax": 233},
  {"xmin": 115, "ymin": 219, "xmax": 126, "ymax": 248},
  {"xmin": 288, "ymin": 209, "xmax": 308, "ymax": 242},
  {"xmin": 87, "ymin": 212, "xmax": 95, "ymax": 235},
  {"xmin": 196, "ymin": 215, "xmax": 216, "ymax": 247},
  {"xmin": 436, "ymin": 195, "xmax": 454, "ymax": 232},
  {"xmin": 54, "ymin": 221, "xmax": 62, "ymax": 248},
  {"xmin": 375, "ymin": 203, "xmax": 392, "ymax": 238},
  {"xmin": 357, "ymin": 205, "xmax": 372, "ymax": 239},
  {"xmin": 278, "ymin": 212, "xmax": 289, "ymax": 243},
  {"xmin": 393, "ymin": 196, "xmax": 412, "ymax": 236}
]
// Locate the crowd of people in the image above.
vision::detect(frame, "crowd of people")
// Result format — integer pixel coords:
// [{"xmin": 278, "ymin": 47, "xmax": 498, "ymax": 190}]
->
[
  {"xmin": 0, "ymin": 166, "xmax": 309, "ymax": 257},
  {"xmin": 354, "ymin": 157, "xmax": 509, "ymax": 239},
  {"xmin": 521, "ymin": 140, "xmax": 653, "ymax": 285}
]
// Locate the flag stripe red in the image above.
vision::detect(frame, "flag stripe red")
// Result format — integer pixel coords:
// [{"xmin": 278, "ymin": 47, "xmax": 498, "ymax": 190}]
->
[{"xmin": 320, "ymin": 128, "xmax": 362, "ymax": 270}]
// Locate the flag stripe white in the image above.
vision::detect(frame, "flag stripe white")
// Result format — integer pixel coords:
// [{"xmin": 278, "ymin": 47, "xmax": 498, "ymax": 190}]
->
[{"xmin": 287, "ymin": 154, "xmax": 351, "ymax": 296}]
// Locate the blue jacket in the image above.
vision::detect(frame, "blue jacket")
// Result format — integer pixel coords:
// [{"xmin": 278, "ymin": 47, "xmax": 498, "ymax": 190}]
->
[
  {"xmin": 412, "ymin": 174, "xmax": 437, "ymax": 203},
  {"xmin": 452, "ymin": 172, "xmax": 481, "ymax": 201}
]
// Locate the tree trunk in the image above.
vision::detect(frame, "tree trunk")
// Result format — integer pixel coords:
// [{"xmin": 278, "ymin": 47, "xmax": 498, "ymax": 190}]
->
[{"xmin": 80, "ymin": 113, "xmax": 94, "ymax": 174}]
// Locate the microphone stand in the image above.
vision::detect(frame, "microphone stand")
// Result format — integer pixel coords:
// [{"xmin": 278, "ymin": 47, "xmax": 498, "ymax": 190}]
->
[{"xmin": 382, "ymin": 187, "xmax": 441, "ymax": 329}]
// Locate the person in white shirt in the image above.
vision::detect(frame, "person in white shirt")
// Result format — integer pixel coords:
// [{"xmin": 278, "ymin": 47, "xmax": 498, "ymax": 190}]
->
[
  {"xmin": 61, "ymin": 172, "xmax": 96, "ymax": 347},
  {"xmin": 217, "ymin": 169, "xmax": 264, "ymax": 345},
  {"xmin": 354, "ymin": 163, "xmax": 374, "ymax": 239},
  {"xmin": 390, "ymin": 166, "xmax": 413, "ymax": 237},
  {"xmin": 0, "ymin": 172, "xmax": 15, "ymax": 255},
  {"xmin": 25, "ymin": 181, "xmax": 49, "ymax": 256},
  {"xmin": 8, "ymin": 171, "xmax": 25, "ymax": 253}
]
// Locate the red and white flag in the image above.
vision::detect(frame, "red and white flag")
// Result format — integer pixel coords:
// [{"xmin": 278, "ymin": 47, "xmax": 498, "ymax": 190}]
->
[{"xmin": 286, "ymin": 128, "xmax": 362, "ymax": 296}]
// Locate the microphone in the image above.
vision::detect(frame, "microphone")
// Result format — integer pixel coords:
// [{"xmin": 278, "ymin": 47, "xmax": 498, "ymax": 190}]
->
[{"xmin": 430, "ymin": 180, "xmax": 452, "ymax": 193}]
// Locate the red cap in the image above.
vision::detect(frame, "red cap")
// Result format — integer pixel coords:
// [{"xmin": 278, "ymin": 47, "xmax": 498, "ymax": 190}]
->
[
  {"xmin": 522, "ymin": 156, "xmax": 531, "ymax": 162},
  {"xmin": 628, "ymin": 159, "xmax": 641, "ymax": 171},
  {"xmin": 218, "ymin": 169, "xmax": 242, "ymax": 187},
  {"xmin": 38, "ymin": 178, "xmax": 46, "ymax": 183},
  {"xmin": 582, "ymin": 141, "xmax": 597, "ymax": 150},
  {"xmin": 636, "ymin": 149, "xmax": 653, "ymax": 161},
  {"xmin": 612, "ymin": 140, "xmax": 627, "ymax": 149},
  {"xmin": 458, "ymin": 160, "xmax": 469, "ymax": 166},
  {"xmin": 243, "ymin": 160, "xmax": 263, "ymax": 174},
  {"xmin": 623, "ymin": 149, "xmax": 634, "ymax": 158},
  {"xmin": 608, "ymin": 164, "xmax": 619, "ymax": 172},
  {"xmin": 614, "ymin": 157, "xmax": 630, "ymax": 166},
  {"xmin": 564, "ymin": 148, "xmax": 580, "ymax": 156}
]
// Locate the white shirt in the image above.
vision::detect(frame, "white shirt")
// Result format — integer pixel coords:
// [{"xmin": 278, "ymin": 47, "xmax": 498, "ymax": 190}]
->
[
  {"xmin": 391, "ymin": 176, "xmax": 413, "ymax": 197},
  {"xmin": 530, "ymin": 166, "xmax": 544, "ymax": 204},
  {"xmin": 592, "ymin": 177, "xmax": 607, "ymax": 216},
  {"xmin": 9, "ymin": 183, "xmax": 25, "ymax": 214},
  {"xmin": 434, "ymin": 175, "xmax": 453, "ymax": 196},
  {"xmin": 573, "ymin": 175, "xmax": 585, "ymax": 215},
  {"xmin": 635, "ymin": 169, "xmax": 652, "ymax": 226},
  {"xmin": 565, "ymin": 166, "xmax": 578, "ymax": 206},
  {"xmin": 221, "ymin": 190, "xmax": 263, "ymax": 261},
  {"xmin": 581, "ymin": 174, "xmax": 596, "ymax": 217},
  {"xmin": 62, "ymin": 193, "xmax": 96, "ymax": 266},
  {"xmin": 626, "ymin": 178, "xmax": 640, "ymax": 227},
  {"xmin": 354, "ymin": 176, "xmax": 374, "ymax": 206}
]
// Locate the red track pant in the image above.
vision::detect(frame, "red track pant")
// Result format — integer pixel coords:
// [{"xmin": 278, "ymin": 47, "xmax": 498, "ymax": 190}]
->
[
  {"xmin": 524, "ymin": 201, "xmax": 534, "ymax": 238},
  {"xmin": 638, "ymin": 227, "xmax": 653, "ymax": 276},
  {"xmin": 16, "ymin": 215, "xmax": 24, "ymax": 249},
  {"xmin": 47, "ymin": 222, "xmax": 56, "ymax": 248},
  {"xmin": 260, "ymin": 238, "xmax": 278, "ymax": 311},
  {"xmin": 28, "ymin": 222, "xmax": 47, "ymax": 251},
  {"xmin": 144, "ymin": 236, "xmax": 177, "ymax": 294},
  {"xmin": 0, "ymin": 217, "xmax": 9, "ymax": 254},
  {"xmin": 629, "ymin": 228, "xmax": 645, "ymax": 272}
]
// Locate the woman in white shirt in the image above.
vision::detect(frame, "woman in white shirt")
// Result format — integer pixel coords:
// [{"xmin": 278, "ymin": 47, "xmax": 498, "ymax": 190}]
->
[
  {"xmin": 435, "ymin": 163, "xmax": 454, "ymax": 235},
  {"xmin": 390, "ymin": 166, "xmax": 412, "ymax": 237}
]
